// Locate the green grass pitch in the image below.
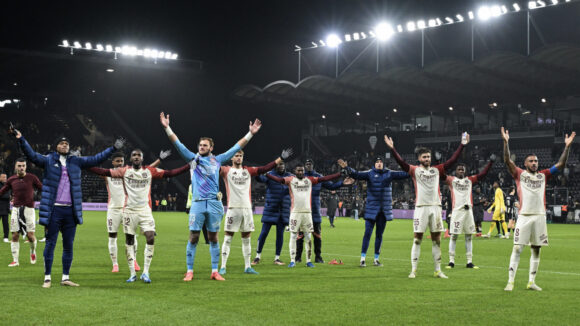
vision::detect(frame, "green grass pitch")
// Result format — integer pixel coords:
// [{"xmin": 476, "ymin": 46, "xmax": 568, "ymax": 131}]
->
[{"xmin": 2, "ymin": 211, "xmax": 579, "ymax": 325}]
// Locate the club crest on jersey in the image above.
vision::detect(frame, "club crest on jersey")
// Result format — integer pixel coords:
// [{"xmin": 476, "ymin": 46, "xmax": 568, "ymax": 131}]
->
[
  {"xmin": 141, "ymin": 172, "xmax": 148, "ymax": 178},
  {"xmin": 242, "ymin": 171, "xmax": 248, "ymax": 177},
  {"xmin": 537, "ymin": 174, "xmax": 544, "ymax": 180}
]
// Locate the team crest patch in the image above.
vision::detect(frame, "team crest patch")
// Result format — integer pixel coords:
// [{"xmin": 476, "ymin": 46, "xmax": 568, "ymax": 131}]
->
[
  {"xmin": 430, "ymin": 169, "xmax": 436, "ymax": 174},
  {"xmin": 142, "ymin": 172, "xmax": 148, "ymax": 178},
  {"xmin": 242, "ymin": 171, "xmax": 248, "ymax": 177},
  {"xmin": 537, "ymin": 174, "xmax": 544, "ymax": 180}
]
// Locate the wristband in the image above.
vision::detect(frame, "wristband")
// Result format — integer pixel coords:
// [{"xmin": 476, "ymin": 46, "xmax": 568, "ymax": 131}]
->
[
  {"xmin": 165, "ymin": 126, "xmax": 174, "ymax": 137},
  {"xmin": 244, "ymin": 131, "xmax": 253, "ymax": 141}
]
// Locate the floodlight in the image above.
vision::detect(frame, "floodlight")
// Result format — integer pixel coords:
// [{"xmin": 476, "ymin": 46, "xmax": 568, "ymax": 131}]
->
[
  {"xmin": 513, "ymin": 3, "xmax": 521, "ymax": 11},
  {"xmin": 326, "ymin": 34, "xmax": 342, "ymax": 48},
  {"xmin": 96, "ymin": 44, "xmax": 104, "ymax": 51},
  {"xmin": 397, "ymin": 25, "xmax": 403, "ymax": 32},
  {"xmin": 74, "ymin": 41, "xmax": 81, "ymax": 48},
  {"xmin": 375, "ymin": 22, "xmax": 395, "ymax": 41},
  {"xmin": 406, "ymin": 21, "xmax": 416, "ymax": 32},
  {"xmin": 456, "ymin": 14, "xmax": 465, "ymax": 22},
  {"xmin": 468, "ymin": 11, "xmax": 475, "ymax": 19},
  {"xmin": 490, "ymin": 5, "xmax": 502, "ymax": 16},
  {"xmin": 62, "ymin": 40, "xmax": 69, "ymax": 47},
  {"xmin": 445, "ymin": 17, "xmax": 454, "ymax": 23},
  {"xmin": 361, "ymin": 32, "xmax": 367, "ymax": 39},
  {"xmin": 417, "ymin": 20, "xmax": 426, "ymax": 29},
  {"xmin": 529, "ymin": 1, "xmax": 537, "ymax": 9},
  {"xmin": 85, "ymin": 42, "xmax": 92, "ymax": 49},
  {"xmin": 428, "ymin": 19, "xmax": 436, "ymax": 27},
  {"xmin": 478, "ymin": 6, "xmax": 491, "ymax": 20},
  {"xmin": 171, "ymin": 54, "xmax": 178, "ymax": 60}
]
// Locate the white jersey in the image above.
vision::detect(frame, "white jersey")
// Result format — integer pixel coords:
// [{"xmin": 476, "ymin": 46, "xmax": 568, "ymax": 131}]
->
[
  {"xmin": 220, "ymin": 166, "xmax": 261, "ymax": 209},
  {"xmin": 283, "ymin": 176, "xmax": 319, "ymax": 213},
  {"xmin": 105, "ymin": 175, "xmax": 125, "ymax": 209},
  {"xmin": 110, "ymin": 166, "xmax": 164, "ymax": 210},
  {"xmin": 409, "ymin": 165, "xmax": 445, "ymax": 207},
  {"xmin": 512, "ymin": 167, "xmax": 553, "ymax": 215},
  {"xmin": 445, "ymin": 175, "xmax": 479, "ymax": 209}
]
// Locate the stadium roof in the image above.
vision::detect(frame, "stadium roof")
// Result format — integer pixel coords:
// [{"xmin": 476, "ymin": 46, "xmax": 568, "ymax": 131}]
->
[{"xmin": 233, "ymin": 43, "xmax": 580, "ymax": 116}]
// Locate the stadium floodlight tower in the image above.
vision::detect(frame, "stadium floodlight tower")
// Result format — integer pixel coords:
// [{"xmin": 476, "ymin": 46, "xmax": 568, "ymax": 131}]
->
[
  {"xmin": 374, "ymin": 22, "xmax": 395, "ymax": 72},
  {"xmin": 326, "ymin": 34, "xmax": 342, "ymax": 78}
]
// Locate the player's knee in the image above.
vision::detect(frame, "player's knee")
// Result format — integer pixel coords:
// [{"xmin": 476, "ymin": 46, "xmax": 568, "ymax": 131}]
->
[
  {"xmin": 109, "ymin": 232, "xmax": 117, "ymax": 238},
  {"xmin": 513, "ymin": 244, "xmax": 523, "ymax": 254},
  {"xmin": 451, "ymin": 234, "xmax": 459, "ymax": 241},
  {"xmin": 465, "ymin": 234, "xmax": 472, "ymax": 241},
  {"xmin": 413, "ymin": 238, "xmax": 422, "ymax": 245},
  {"xmin": 126, "ymin": 235, "xmax": 135, "ymax": 245}
]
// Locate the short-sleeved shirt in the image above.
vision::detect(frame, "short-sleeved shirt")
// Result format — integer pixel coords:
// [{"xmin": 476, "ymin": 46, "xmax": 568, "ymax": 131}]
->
[
  {"xmin": 220, "ymin": 166, "xmax": 261, "ymax": 209},
  {"xmin": 0, "ymin": 174, "xmax": 42, "ymax": 208},
  {"xmin": 409, "ymin": 165, "xmax": 446, "ymax": 207},
  {"xmin": 512, "ymin": 167, "xmax": 552, "ymax": 215}
]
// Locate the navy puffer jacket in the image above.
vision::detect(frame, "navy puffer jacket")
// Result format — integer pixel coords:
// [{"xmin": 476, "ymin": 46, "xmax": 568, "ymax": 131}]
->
[
  {"xmin": 255, "ymin": 170, "xmax": 292, "ymax": 224},
  {"xmin": 347, "ymin": 166, "xmax": 409, "ymax": 221},
  {"xmin": 19, "ymin": 137, "xmax": 114, "ymax": 226}
]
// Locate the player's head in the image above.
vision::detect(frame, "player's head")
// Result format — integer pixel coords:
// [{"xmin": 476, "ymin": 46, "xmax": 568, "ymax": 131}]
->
[
  {"xmin": 374, "ymin": 157, "xmax": 384, "ymax": 170},
  {"xmin": 0, "ymin": 173, "xmax": 6, "ymax": 183},
  {"xmin": 455, "ymin": 163, "xmax": 466, "ymax": 178},
  {"xmin": 232, "ymin": 150, "xmax": 244, "ymax": 166},
  {"xmin": 198, "ymin": 137, "xmax": 214, "ymax": 156},
  {"xmin": 276, "ymin": 161, "xmax": 286, "ymax": 174},
  {"xmin": 493, "ymin": 181, "xmax": 499, "ymax": 189},
  {"xmin": 55, "ymin": 136, "xmax": 70, "ymax": 155},
  {"xmin": 111, "ymin": 152, "xmax": 125, "ymax": 168},
  {"xmin": 474, "ymin": 186, "xmax": 481, "ymax": 193},
  {"xmin": 305, "ymin": 159, "xmax": 314, "ymax": 172},
  {"xmin": 416, "ymin": 147, "xmax": 431, "ymax": 167},
  {"xmin": 15, "ymin": 158, "xmax": 27, "ymax": 176},
  {"xmin": 130, "ymin": 149, "xmax": 143, "ymax": 167},
  {"xmin": 294, "ymin": 163, "xmax": 305, "ymax": 178},
  {"xmin": 524, "ymin": 154, "xmax": 538, "ymax": 172}
]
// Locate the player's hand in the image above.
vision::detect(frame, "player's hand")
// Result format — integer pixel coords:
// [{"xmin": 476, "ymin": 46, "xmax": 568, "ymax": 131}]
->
[
  {"xmin": 500, "ymin": 127, "xmax": 509, "ymax": 142},
  {"xmin": 249, "ymin": 118, "xmax": 262, "ymax": 135},
  {"xmin": 280, "ymin": 148, "xmax": 293, "ymax": 160},
  {"xmin": 490, "ymin": 154, "xmax": 497, "ymax": 162},
  {"xmin": 565, "ymin": 131, "xmax": 576, "ymax": 147},
  {"xmin": 384, "ymin": 135, "xmax": 394, "ymax": 149},
  {"xmin": 461, "ymin": 132, "xmax": 470, "ymax": 145},
  {"xmin": 9, "ymin": 122, "xmax": 21, "ymax": 139},
  {"xmin": 159, "ymin": 149, "xmax": 172, "ymax": 160},
  {"xmin": 113, "ymin": 137, "xmax": 126, "ymax": 150},
  {"xmin": 337, "ymin": 159, "xmax": 348, "ymax": 168},
  {"xmin": 160, "ymin": 112, "xmax": 170, "ymax": 128},
  {"xmin": 343, "ymin": 177, "xmax": 355, "ymax": 185}
]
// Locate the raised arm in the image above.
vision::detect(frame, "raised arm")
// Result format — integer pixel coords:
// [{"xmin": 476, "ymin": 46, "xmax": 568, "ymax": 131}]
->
[
  {"xmin": 161, "ymin": 164, "xmax": 190, "ymax": 178},
  {"xmin": 312, "ymin": 172, "xmax": 341, "ymax": 184},
  {"xmin": 384, "ymin": 135, "xmax": 411, "ymax": 173},
  {"xmin": 236, "ymin": 119, "xmax": 262, "ymax": 149},
  {"xmin": 442, "ymin": 133, "xmax": 469, "ymax": 170},
  {"xmin": 149, "ymin": 149, "xmax": 172, "ymax": 168},
  {"xmin": 160, "ymin": 112, "xmax": 197, "ymax": 162},
  {"xmin": 265, "ymin": 173, "xmax": 285, "ymax": 184},
  {"xmin": 16, "ymin": 135, "xmax": 47, "ymax": 167},
  {"xmin": 471, "ymin": 160, "xmax": 493, "ymax": 183},
  {"xmin": 79, "ymin": 146, "xmax": 117, "ymax": 168},
  {"xmin": 501, "ymin": 127, "xmax": 517, "ymax": 177},
  {"xmin": 337, "ymin": 159, "xmax": 369, "ymax": 180},
  {"xmin": 254, "ymin": 159, "xmax": 282, "ymax": 175},
  {"xmin": 88, "ymin": 167, "xmax": 112, "ymax": 177},
  {"xmin": 390, "ymin": 170, "xmax": 410, "ymax": 180},
  {"xmin": 554, "ymin": 132, "xmax": 576, "ymax": 171}
]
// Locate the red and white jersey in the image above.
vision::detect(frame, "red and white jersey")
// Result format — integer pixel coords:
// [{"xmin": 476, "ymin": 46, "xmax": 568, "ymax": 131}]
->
[
  {"xmin": 409, "ymin": 165, "xmax": 445, "ymax": 207},
  {"xmin": 512, "ymin": 167, "xmax": 552, "ymax": 215},
  {"xmin": 220, "ymin": 166, "xmax": 261, "ymax": 209},
  {"xmin": 105, "ymin": 175, "xmax": 125, "ymax": 209},
  {"xmin": 283, "ymin": 176, "xmax": 320, "ymax": 213},
  {"xmin": 445, "ymin": 175, "xmax": 478, "ymax": 209},
  {"xmin": 110, "ymin": 166, "xmax": 165, "ymax": 210}
]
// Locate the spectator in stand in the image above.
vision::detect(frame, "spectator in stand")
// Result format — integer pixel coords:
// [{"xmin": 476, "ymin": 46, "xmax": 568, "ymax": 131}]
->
[
  {"xmin": 161, "ymin": 197, "xmax": 168, "ymax": 211},
  {"xmin": 326, "ymin": 191, "xmax": 338, "ymax": 228},
  {"xmin": 0, "ymin": 173, "xmax": 10, "ymax": 242}
]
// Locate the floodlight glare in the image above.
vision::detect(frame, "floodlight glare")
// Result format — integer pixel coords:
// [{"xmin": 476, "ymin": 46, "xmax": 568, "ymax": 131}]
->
[
  {"xmin": 541, "ymin": 98, "xmax": 547, "ymax": 103},
  {"xmin": 326, "ymin": 34, "xmax": 342, "ymax": 48},
  {"xmin": 445, "ymin": 17, "xmax": 454, "ymax": 23},
  {"xmin": 501, "ymin": 5, "xmax": 508, "ymax": 13},
  {"xmin": 319, "ymin": 40, "xmax": 326, "ymax": 46},
  {"xmin": 96, "ymin": 44, "xmax": 104, "ymax": 51},
  {"xmin": 322, "ymin": 114, "xmax": 326, "ymax": 119},
  {"xmin": 164, "ymin": 51, "xmax": 172, "ymax": 59},
  {"xmin": 449, "ymin": 106, "xmax": 454, "ymax": 111},
  {"xmin": 490, "ymin": 5, "xmax": 502, "ymax": 17},
  {"xmin": 456, "ymin": 14, "xmax": 465, "ymax": 22},
  {"xmin": 551, "ymin": 0, "xmax": 558, "ymax": 4},
  {"xmin": 468, "ymin": 11, "xmax": 475, "ymax": 19},
  {"xmin": 85, "ymin": 42, "xmax": 92, "ymax": 50},
  {"xmin": 151, "ymin": 49, "xmax": 158, "ymax": 57},
  {"xmin": 345, "ymin": 34, "xmax": 352, "ymax": 42},
  {"xmin": 62, "ymin": 40, "xmax": 69, "ymax": 47},
  {"xmin": 513, "ymin": 3, "xmax": 521, "ymax": 11},
  {"xmin": 361, "ymin": 32, "xmax": 367, "ymax": 39},
  {"xmin": 157, "ymin": 51, "xmax": 165, "ymax": 59},
  {"xmin": 171, "ymin": 54, "xmax": 178, "ymax": 60},
  {"xmin": 537, "ymin": 1, "xmax": 546, "ymax": 7},
  {"xmin": 417, "ymin": 20, "xmax": 426, "ymax": 29},
  {"xmin": 368, "ymin": 30, "xmax": 376, "ymax": 37},
  {"xmin": 393, "ymin": 108, "xmax": 397, "ymax": 113},
  {"xmin": 428, "ymin": 19, "xmax": 436, "ymax": 27},
  {"xmin": 528, "ymin": 1, "xmax": 537, "ymax": 9},
  {"xmin": 478, "ymin": 6, "xmax": 491, "ymax": 20},
  {"xmin": 397, "ymin": 25, "xmax": 403, "ymax": 32},
  {"xmin": 137, "ymin": 49, "xmax": 144, "ymax": 56},
  {"xmin": 375, "ymin": 22, "xmax": 395, "ymax": 41},
  {"xmin": 311, "ymin": 42, "xmax": 318, "ymax": 47},
  {"xmin": 406, "ymin": 21, "xmax": 416, "ymax": 32},
  {"xmin": 436, "ymin": 18, "xmax": 443, "ymax": 25},
  {"xmin": 356, "ymin": 112, "xmax": 360, "ymax": 116},
  {"xmin": 115, "ymin": 46, "xmax": 122, "ymax": 53},
  {"xmin": 74, "ymin": 41, "xmax": 81, "ymax": 48}
]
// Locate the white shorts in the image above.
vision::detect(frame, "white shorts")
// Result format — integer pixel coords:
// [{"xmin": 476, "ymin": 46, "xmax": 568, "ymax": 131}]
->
[
  {"xmin": 224, "ymin": 207, "xmax": 255, "ymax": 233},
  {"xmin": 413, "ymin": 206, "xmax": 444, "ymax": 233},
  {"xmin": 513, "ymin": 214, "xmax": 548, "ymax": 246},
  {"xmin": 289, "ymin": 212, "xmax": 314, "ymax": 233},
  {"xmin": 107, "ymin": 208, "xmax": 123, "ymax": 233},
  {"xmin": 123, "ymin": 208, "xmax": 156, "ymax": 235},
  {"xmin": 10, "ymin": 206, "xmax": 36, "ymax": 233},
  {"xmin": 450, "ymin": 208, "xmax": 476, "ymax": 235}
]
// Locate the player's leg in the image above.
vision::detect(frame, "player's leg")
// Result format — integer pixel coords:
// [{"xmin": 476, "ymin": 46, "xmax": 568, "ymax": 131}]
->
[
  {"xmin": 207, "ymin": 200, "xmax": 225, "ymax": 280},
  {"xmin": 202, "ymin": 224, "xmax": 209, "ymax": 244},
  {"xmin": 107, "ymin": 208, "xmax": 122, "ymax": 272},
  {"xmin": 9, "ymin": 207, "xmax": 20, "ymax": 266},
  {"xmin": 527, "ymin": 214, "xmax": 548, "ymax": 291},
  {"xmin": 140, "ymin": 229, "xmax": 155, "ymax": 283},
  {"xmin": 505, "ymin": 217, "xmax": 529, "ymax": 290},
  {"xmin": 60, "ymin": 206, "xmax": 79, "ymax": 286},
  {"xmin": 185, "ymin": 201, "xmax": 206, "ymax": 280},
  {"xmin": 500, "ymin": 216, "xmax": 508, "ymax": 238},
  {"xmin": 304, "ymin": 231, "xmax": 313, "ymax": 266},
  {"xmin": 108, "ymin": 232, "xmax": 119, "ymax": 272},
  {"xmin": 288, "ymin": 231, "xmax": 298, "ymax": 267},
  {"xmin": 410, "ymin": 206, "xmax": 428, "ymax": 278},
  {"xmin": 447, "ymin": 209, "xmax": 459, "ymax": 268},
  {"xmin": 123, "ymin": 211, "xmax": 138, "ymax": 282},
  {"xmin": 430, "ymin": 207, "xmax": 446, "ymax": 278},
  {"xmin": 42, "ymin": 207, "xmax": 64, "ymax": 287},
  {"xmin": 373, "ymin": 212, "xmax": 387, "ymax": 266},
  {"xmin": 240, "ymin": 209, "xmax": 257, "ymax": 274},
  {"xmin": 464, "ymin": 210, "xmax": 477, "ymax": 268},
  {"xmin": 184, "ymin": 230, "xmax": 200, "ymax": 281},
  {"xmin": 295, "ymin": 231, "xmax": 304, "ymax": 263},
  {"xmin": 274, "ymin": 221, "xmax": 285, "ymax": 264},
  {"xmin": 221, "ymin": 209, "xmax": 239, "ymax": 274},
  {"xmin": 220, "ymin": 231, "xmax": 234, "ymax": 274},
  {"xmin": 361, "ymin": 218, "xmax": 375, "ymax": 267},
  {"xmin": 329, "ymin": 212, "xmax": 335, "ymax": 227},
  {"xmin": 26, "ymin": 230, "xmax": 37, "ymax": 264},
  {"xmin": 253, "ymin": 222, "xmax": 272, "ymax": 264},
  {"xmin": 313, "ymin": 222, "xmax": 323, "ymax": 263}
]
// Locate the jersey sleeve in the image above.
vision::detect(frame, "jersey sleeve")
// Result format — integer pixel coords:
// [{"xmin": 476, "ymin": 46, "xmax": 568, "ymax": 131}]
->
[
  {"xmin": 445, "ymin": 175, "xmax": 454, "ymax": 186},
  {"xmin": 408, "ymin": 165, "xmax": 417, "ymax": 179},
  {"xmin": 245, "ymin": 166, "xmax": 260, "ymax": 177},
  {"xmin": 467, "ymin": 175, "xmax": 477, "ymax": 183},
  {"xmin": 109, "ymin": 167, "xmax": 126, "ymax": 178},
  {"xmin": 148, "ymin": 167, "xmax": 165, "ymax": 179},
  {"xmin": 216, "ymin": 143, "xmax": 242, "ymax": 164},
  {"xmin": 541, "ymin": 167, "xmax": 556, "ymax": 180},
  {"xmin": 512, "ymin": 166, "xmax": 523, "ymax": 179},
  {"xmin": 173, "ymin": 139, "xmax": 197, "ymax": 163},
  {"xmin": 32, "ymin": 174, "xmax": 42, "ymax": 191},
  {"xmin": 435, "ymin": 164, "xmax": 446, "ymax": 179},
  {"xmin": 283, "ymin": 176, "xmax": 294, "ymax": 185},
  {"xmin": 88, "ymin": 166, "xmax": 112, "ymax": 177},
  {"xmin": 158, "ymin": 164, "xmax": 189, "ymax": 178},
  {"xmin": 220, "ymin": 166, "xmax": 231, "ymax": 178}
]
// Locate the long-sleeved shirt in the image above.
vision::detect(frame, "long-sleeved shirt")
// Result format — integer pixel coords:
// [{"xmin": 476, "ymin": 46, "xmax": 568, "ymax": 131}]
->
[
  {"xmin": 488, "ymin": 187, "xmax": 506, "ymax": 215},
  {"xmin": 266, "ymin": 173, "xmax": 340, "ymax": 213},
  {"xmin": 173, "ymin": 139, "xmax": 241, "ymax": 201},
  {"xmin": 89, "ymin": 164, "xmax": 188, "ymax": 209},
  {"xmin": 0, "ymin": 174, "xmax": 42, "ymax": 208},
  {"xmin": 445, "ymin": 161, "xmax": 492, "ymax": 209},
  {"xmin": 220, "ymin": 160, "xmax": 277, "ymax": 208}
]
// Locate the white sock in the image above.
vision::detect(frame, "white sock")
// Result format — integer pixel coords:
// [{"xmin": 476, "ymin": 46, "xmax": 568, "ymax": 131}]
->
[
  {"xmin": 432, "ymin": 241, "xmax": 442, "ymax": 272},
  {"xmin": 274, "ymin": 255, "xmax": 279, "ymax": 261},
  {"xmin": 11, "ymin": 241, "xmax": 19, "ymax": 263},
  {"xmin": 256, "ymin": 252, "xmax": 262, "ymax": 259},
  {"xmin": 62, "ymin": 274, "xmax": 69, "ymax": 281},
  {"xmin": 108, "ymin": 237, "xmax": 118, "ymax": 265},
  {"xmin": 221, "ymin": 235, "xmax": 232, "ymax": 269},
  {"xmin": 29, "ymin": 238, "xmax": 37, "ymax": 255},
  {"xmin": 449, "ymin": 235, "xmax": 457, "ymax": 264},
  {"xmin": 411, "ymin": 239, "xmax": 421, "ymax": 271},
  {"xmin": 134, "ymin": 237, "xmax": 138, "ymax": 256},
  {"xmin": 529, "ymin": 248, "xmax": 540, "ymax": 284},
  {"xmin": 304, "ymin": 232, "xmax": 312, "ymax": 263},
  {"xmin": 44, "ymin": 275, "xmax": 51, "ymax": 281},
  {"xmin": 289, "ymin": 233, "xmax": 297, "ymax": 263},
  {"xmin": 143, "ymin": 244, "xmax": 154, "ymax": 275},
  {"xmin": 242, "ymin": 237, "xmax": 251, "ymax": 269},
  {"xmin": 126, "ymin": 244, "xmax": 136, "ymax": 277},
  {"xmin": 508, "ymin": 245, "xmax": 523, "ymax": 283},
  {"xmin": 465, "ymin": 235, "xmax": 473, "ymax": 264}
]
